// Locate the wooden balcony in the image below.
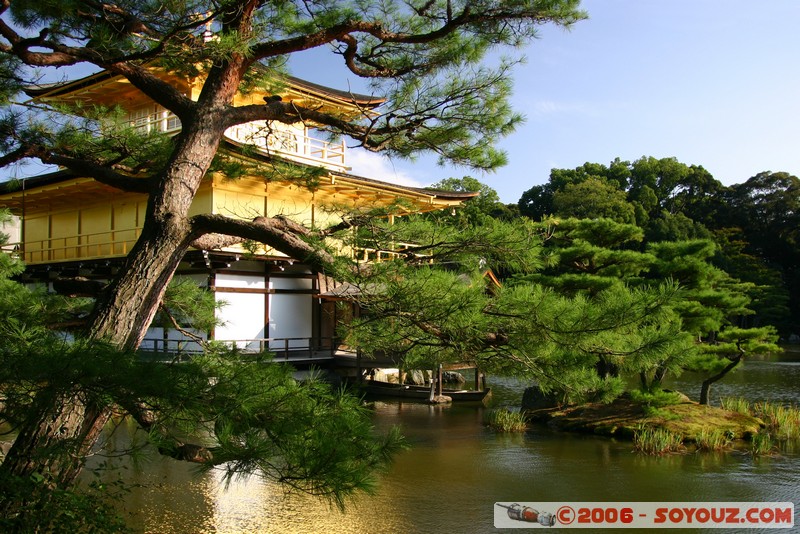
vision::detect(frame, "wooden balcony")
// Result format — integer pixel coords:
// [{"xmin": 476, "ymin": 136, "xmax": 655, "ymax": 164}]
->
[
  {"xmin": 137, "ymin": 336, "xmax": 352, "ymax": 364},
  {"xmin": 224, "ymin": 123, "xmax": 347, "ymax": 170},
  {"xmin": 3, "ymin": 228, "xmax": 141, "ymax": 265},
  {"xmin": 127, "ymin": 107, "xmax": 347, "ymax": 170}
]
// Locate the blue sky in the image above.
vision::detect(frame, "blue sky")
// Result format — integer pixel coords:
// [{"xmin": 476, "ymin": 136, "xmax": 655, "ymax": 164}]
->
[
  {"xmin": 5, "ymin": 1, "xmax": 798, "ymax": 205},
  {"xmin": 294, "ymin": 0, "xmax": 800, "ymax": 203}
]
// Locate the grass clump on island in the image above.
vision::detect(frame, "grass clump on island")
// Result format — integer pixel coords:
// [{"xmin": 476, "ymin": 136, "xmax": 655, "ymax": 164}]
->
[
  {"xmin": 721, "ymin": 397, "xmax": 800, "ymax": 439},
  {"xmin": 720, "ymin": 397, "xmax": 800, "ymax": 456},
  {"xmin": 753, "ymin": 401, "xmax": 800, "ymax": 439},
  {"xmin": 633, "ymin": 426, "xmax": 684, "ymax": 455},
  {"xmin": 486, "ymin": 408, "xmax": 528, "ymax": 432},
  {"xmin": 694, "ymin": 428, "xmax": 733, "ymax": 452}
]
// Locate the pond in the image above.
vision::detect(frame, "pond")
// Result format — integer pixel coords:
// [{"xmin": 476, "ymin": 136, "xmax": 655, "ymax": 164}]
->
[{"xmin": 90, "ymin": 349, "xmax": 800, "ymax": 533}]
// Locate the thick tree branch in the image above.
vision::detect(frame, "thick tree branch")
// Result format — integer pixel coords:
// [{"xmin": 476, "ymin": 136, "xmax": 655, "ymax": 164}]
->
[
  {"xmin": 196, "ymin": 0, "xmax": 261, "ymax": 109},
  {"xmin": 0, "ymin": 2, "xmax": 194, "ymax": 116},
  {"xmin": 104, "ymin": 62, "xmax": 195, "ymax": 119},
  {"xmin": 224, "ymin": 99, "xmax": 342, "ymax": 128},
  {"xmin": 190, "ymin": 213, "xmax": 347, "ymax": 277},
  {"xmin": 224, "ymin": 101, "xmax": 411, "ymax": 150},
  {"xmin": 117, "ymin": 398, "xmax": 213, "ymax": 464},
  {"xmin": 248, "ymin": 5, "xmax": 582, "ymax": 76},
  {"xmin": 0, "ymin": 144, "xmax": 36, "ymax": 168},
  {"xmin": 41, "ymin": 153, "xmax": 155, "ymax": 193}
]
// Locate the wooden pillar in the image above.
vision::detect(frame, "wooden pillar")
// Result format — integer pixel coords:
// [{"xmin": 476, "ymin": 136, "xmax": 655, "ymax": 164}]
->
[{"xmin": 437, "ymin": 364, "xmax": 443, "ymax": 397}]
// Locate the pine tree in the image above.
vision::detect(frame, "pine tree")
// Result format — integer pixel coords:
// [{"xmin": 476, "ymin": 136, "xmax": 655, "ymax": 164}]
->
[{"xmin": 0, "ymin": 0, "xmax": 587, "ymax": 523}]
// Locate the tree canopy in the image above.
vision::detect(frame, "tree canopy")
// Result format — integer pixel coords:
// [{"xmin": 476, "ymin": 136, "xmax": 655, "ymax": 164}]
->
[
  {"xmin": 0, "ymin": 0, "xmax": 591, "ymax": 527},
  {"xmin": 518, "ymin": 157, "xmax": 799, "ymax": 335}
]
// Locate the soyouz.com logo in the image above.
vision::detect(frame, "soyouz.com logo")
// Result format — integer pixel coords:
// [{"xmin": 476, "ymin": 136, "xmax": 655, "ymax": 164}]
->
[{"xmin": 494, "ymin": 502, "xmax": 795, "ymax": 529}]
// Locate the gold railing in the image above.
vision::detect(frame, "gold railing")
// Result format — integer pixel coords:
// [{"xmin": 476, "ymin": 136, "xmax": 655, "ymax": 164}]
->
[
  {"xmin": 2, "ymin": 232, "xmax": 428, "ymax": 266},
  {"xmin": 3, "ymin": 228, "xmax": 142, "ymax": 264}
]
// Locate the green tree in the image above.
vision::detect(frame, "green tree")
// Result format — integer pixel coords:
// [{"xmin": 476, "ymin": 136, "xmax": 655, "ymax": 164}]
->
[
  {"xmin": 551, "ymin": 177, "xmax": 636, "ymax": 224},
  {"xmin": 524, "ymin": 217, "xmax": 654, "ymax": 295},
  {"xmin": 686, "ymin": 326, "xmax": 780, "ymax": 405},
  {"xmin": 429, "ymin": 176, "xmax": 503, "ymax": 224},
  {"xmin": 519, "ymin": 159, "xmax": 794, "ymax": 331},
  {"xmin": 643, "ymin": 239, "xmax": 781, "ymax": 404},
  {"xmin": 518, "ymin": 157, "xmax": 632, "ymax": 220},
  {"xmin": 714, "ymin": 172, "xmax": 800, "ymax": 333},
  {"xmin": 712, "ymin": 227, "xmax": 791, "ymax": 330},
  {"xmin": 512, "ymin": 216, "xmax": 693, "ymax": 390},
  {"xmin": 646, "ymin": 240, "xmax": 752, "ymax": 336},
  {"xmin": 0, "ymin": 0, "xmax": 587, "ymax": 520},
  {"xmin": 343, "ymin": 214, "xmax": 689, "ymax": 404}
]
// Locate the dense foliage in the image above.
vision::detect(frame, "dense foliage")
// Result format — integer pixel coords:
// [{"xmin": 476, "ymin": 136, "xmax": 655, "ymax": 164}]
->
[
  {"xmin": 413, "ymin": 166, "xmax": 788, "ymax": 403},
  {"xmin": 0, "ymin": 211, "xmax": 404, "ymax": 528},
  {"xmin": 0, "ymin": 0, "xmax": 590, "ymax": 528},
  {"xmin": 517, "ymin": 157, "xmax": 798, "ymax": 337}
]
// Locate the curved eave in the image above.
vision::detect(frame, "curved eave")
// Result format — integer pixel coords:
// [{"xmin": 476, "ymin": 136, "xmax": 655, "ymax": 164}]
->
[
  {"xmin": 23, "ymin": 70, "xmax": 113, "ymax": 99},
  {"xmin": 0, "ymin": 172, "xmax": 135, "ymax": 213},
  {"xmin": 284, "ymin": 75, "xmax": 384, "ymax": 109},
  {"xmin": 326, "ymin": 171, "xmax": 479, "ymax": 211},
  {"xmin": 24, "ymin": 69, "xmax": 385, "ymax": 110},
  {"xmin": 218, "ymin": 138, "xmax": 476, "ymax": 212}
]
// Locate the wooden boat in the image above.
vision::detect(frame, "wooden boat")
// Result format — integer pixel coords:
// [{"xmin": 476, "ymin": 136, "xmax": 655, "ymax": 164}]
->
[{"xmin": 357, "ymin": 379, "xmax": 491, "ymax": 402}]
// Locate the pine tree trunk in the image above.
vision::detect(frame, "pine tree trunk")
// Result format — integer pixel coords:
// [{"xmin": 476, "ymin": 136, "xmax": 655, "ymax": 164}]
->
[
  {"xmin": 0, "ymin": 5, "xmax": 267, "ymax": 521},
  {"xmin": 699, "ymin": 379, "xmax": 712, "ymax": 406},
  {"xmin": 0, "ymin": 221, "xmax": 194, "ymax": 493},
  {"xmin": 699, "ymin": 355, "xmax": 742, "ymax": 405},
  {"xmin": 0, "ymin": 110, "xmax": 228, "ymax": 490},
  {"xmin": 88, "ymin": 114, "xmax": 226, "ymax": 350},
  {"xmin": 1, "ymin": 390, "xmax": 111, "ymax": 489}
]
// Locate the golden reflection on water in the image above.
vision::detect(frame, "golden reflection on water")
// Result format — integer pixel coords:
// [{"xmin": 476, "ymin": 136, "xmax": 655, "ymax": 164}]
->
[
  {"xmin": 86, "ymin": 391, "xmax": 800, "ymax": 532},
  {"xmin": 118, "ymin": 455, "xmax": 408, "ymax": 533},
  {"xmin": 103, "ymin": 403, "xmax": 455, "ymax": 534}
]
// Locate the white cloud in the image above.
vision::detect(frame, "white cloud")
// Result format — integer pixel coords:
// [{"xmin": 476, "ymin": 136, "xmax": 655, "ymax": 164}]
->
[{"xmin": 345, "ymin": 149, "xmax": 427, "ymax": 189}]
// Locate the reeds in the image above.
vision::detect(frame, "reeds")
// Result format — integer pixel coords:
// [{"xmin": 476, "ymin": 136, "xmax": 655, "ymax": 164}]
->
[
  {"xmin": 695, "ymin": 429, "xmax": 732, "ymax": 452},
  {"xmin": 720, "ymin": 396, "xmax": 751, "ymax": 415},
  {"xmin": 719, "ymin": 398, "xmax": 799, "ymax": 456},
  {"xmin": 485, "ymin": 408, "xmax": 528, "ymax": 433},
  {"xmin": 752, "ymin": 401, "xmax": 800, "ymax": 440},
  {"xmin": 633, "ymin": 426, "xmax": 684, "ymax": 455},
  {"xmin": 749, "ymin": 432, "xmax": 775, "ymax": 457}
]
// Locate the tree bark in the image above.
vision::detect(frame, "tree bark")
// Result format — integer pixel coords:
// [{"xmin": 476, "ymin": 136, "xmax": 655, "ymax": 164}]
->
[
  {"xmin": 699, "ymin": 355, "xmax": 742, "ymax": 405},
  {"xmin": 1, "ymin": 389, "xmax": 111, "ymax": 489},
  {"xmin": 1, "ymin": 81, "xmax": 234, "ymax": 493}
]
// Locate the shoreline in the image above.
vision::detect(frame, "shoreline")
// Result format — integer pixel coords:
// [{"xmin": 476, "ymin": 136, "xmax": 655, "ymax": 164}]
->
[{"xmin": 524, "ymin": 396, "xmax": 764, "ymax": 442}]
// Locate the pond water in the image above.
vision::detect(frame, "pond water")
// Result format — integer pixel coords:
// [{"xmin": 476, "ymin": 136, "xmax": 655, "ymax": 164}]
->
[{"xmin": 90, "ymin": 349, "xmax": 800, "ymax": 533}]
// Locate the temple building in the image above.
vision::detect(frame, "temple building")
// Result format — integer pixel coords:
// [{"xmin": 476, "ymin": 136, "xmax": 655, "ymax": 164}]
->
[{"xmin": 0, "ymin": 68, "xmax": 475, "ymax": 358}]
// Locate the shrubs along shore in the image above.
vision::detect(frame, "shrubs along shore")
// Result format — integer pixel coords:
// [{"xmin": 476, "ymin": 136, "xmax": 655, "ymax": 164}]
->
[{"xmin": 515, "ymin": 388, "xmax": 799, "ymax": 456}]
